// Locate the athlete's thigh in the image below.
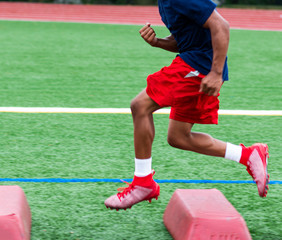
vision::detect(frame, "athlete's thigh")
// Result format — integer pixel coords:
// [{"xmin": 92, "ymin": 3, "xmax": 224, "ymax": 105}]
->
[{"xmin": 168, "ymin": 119, "xmax": 194, "ymax": 137}]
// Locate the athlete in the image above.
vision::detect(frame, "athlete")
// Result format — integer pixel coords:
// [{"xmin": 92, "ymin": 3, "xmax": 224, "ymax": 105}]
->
[{"xmin": 105, "ymin": 0, "xmax": 269, "ymax": 210}]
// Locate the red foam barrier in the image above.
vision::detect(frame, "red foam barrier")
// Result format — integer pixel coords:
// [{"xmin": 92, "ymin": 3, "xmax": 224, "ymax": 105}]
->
[
  {"xmin": 163, "ymin": 189, "xmax": 252, "ymax": 240},
  {"xmin": 0, "ymin": 186, "xmax": 32, "ymax": 240}
]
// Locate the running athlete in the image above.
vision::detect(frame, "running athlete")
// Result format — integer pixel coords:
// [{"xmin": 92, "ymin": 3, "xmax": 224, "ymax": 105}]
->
[{"xmin": 105, "ymin": 0, "xmax": 269, "ymax": 210}]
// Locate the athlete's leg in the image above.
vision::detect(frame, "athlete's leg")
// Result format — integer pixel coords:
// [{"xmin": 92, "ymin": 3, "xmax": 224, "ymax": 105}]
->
[
  {"xmin": 104, "ymin": 89, "xmax": 161, "ymax": 210},
  {"xmin": 130, "ymin": 89, "xmax": 161, "ymax": 159},
  {"xmin": 167, "ymin": 119, "xmax": 226, "ymax": 157},
  {"xmin": 105, "ymin": 57, "xmax": 183, "ymax": 210},
  {"xmin": 167, "ymin": 119, "xmax": 269, "ymax": 197}
]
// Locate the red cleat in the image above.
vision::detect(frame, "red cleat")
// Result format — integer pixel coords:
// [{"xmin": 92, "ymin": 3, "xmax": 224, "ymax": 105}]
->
[
  {"xmin": 104, "ymin": 171, "xmax": 160, "ymax": 210},
  {"xmin": 242, "ymin": 143, "xmax": 269, "ymax": 197}
]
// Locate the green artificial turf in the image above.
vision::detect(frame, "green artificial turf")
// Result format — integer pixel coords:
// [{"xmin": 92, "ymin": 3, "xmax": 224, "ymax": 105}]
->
[
  {"xmin": 0, "ymin": 113, "xmax": 281, "ymax": 180},
  {"xmin": 0, "ymin": 113, "xmax": 281, "ymax": 239},
  {"xmin": 0, "ymin": 20, "xmax": 281, "ymax": 240},
  {"xmin": 0, "ymin": 21, "xmax": 281, "ymax": 109}
]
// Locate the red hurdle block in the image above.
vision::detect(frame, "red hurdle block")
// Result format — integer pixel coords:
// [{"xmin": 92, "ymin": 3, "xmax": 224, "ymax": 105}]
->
[
  {"xmin": 0, "ymin": 186, "xmax": 32, "ymax": 240},
  {"xmin": 163, "ymin": 189, "xmax": 252, "ymax": 240}
]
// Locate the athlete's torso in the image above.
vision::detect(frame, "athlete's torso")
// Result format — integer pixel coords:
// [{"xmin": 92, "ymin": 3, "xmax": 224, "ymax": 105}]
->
[{"xmin": 158, "ymin": 0, "xmax": 228, "ymax": 80}]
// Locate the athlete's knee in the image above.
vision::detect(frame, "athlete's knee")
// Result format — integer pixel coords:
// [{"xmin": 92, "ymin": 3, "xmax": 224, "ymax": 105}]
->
[
  {"xmin": 130, "ymin": 96, "xmax": 147, "ymax": 117},
  {"xmin": 167, "ymin": 131, "xmax": 192, "ymax": 150},
  {"xmin": 167, "ymin": 134, "xmax": 179, "ymax": 148},
  {"xmin": 131, "ymin": 92, "xmax": 158, "ymax": 117},
  {"xmin": 130, "ymin": 97, "xmax": 140, "ymax": 115}
]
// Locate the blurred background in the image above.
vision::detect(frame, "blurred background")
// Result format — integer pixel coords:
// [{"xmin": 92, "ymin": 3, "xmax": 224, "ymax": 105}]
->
[{"xmin": 3, "ymin": 0, "xmax": 282, "ymax": 7}]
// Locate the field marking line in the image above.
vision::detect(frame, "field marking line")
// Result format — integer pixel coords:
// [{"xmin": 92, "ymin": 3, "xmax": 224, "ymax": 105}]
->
[
  {"xmin": 0, "ymin": 107, "xmax": 281, "ymax": 116},
  {"xmin": 0, "ymin": 178, "xmax": 281, "ymax": 184}
]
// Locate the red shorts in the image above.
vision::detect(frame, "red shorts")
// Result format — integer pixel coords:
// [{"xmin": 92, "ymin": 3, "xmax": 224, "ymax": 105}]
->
[{"xmin": 146, "ymin": 56, "xmax": 219, "ymax": 124}]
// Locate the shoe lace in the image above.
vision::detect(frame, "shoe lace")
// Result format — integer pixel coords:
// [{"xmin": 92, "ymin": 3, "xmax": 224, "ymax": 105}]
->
[
  {"xmin": 116, "ymin": 170, "xmax": 156, "ymax": 200},
  {"xmin": 117, "ymin": 180, "xmax": 135, "ymax": 200}
]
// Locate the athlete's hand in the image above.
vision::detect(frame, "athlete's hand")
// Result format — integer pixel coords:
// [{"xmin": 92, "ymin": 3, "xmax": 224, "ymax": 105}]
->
[
  {"xmin": 139, "ymin": 23, "xmax": 158, "ymax": 47},
  {"xmin": 199, "ymin": 71, "xmax": 223, "ymax": 96}
]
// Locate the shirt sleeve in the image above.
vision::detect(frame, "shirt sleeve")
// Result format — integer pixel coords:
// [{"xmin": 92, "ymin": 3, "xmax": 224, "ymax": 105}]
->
[{"xmin": 173, "ymin": 0, "xmax": 217, "ymax": 26}]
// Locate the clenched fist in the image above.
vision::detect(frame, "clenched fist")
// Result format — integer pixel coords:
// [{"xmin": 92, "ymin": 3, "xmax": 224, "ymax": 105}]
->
[{"xmin": 139, "ymin": 23, "xmax": 158, "ymax": 47}]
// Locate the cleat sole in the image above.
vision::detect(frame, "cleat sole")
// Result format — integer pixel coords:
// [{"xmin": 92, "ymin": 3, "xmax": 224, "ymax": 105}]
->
[{"xmin": 263, "ymin": 148, "xmax": 270, "ymax": 197}]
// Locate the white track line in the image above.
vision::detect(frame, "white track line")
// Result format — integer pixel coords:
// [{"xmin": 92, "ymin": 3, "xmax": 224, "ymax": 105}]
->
[{"xmin": 0, "ymin": 107, "xmax": 281, "ymax": 116}]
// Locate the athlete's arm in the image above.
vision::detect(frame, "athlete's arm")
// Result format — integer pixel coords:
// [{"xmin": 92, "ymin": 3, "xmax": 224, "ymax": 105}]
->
[
  {"xmin": 200, "ymin": 10, "xmax": 230, "ymax": 96},
  {"xmin": 139, "ymin": 23, "xmax": 179, "ymax": 53}
]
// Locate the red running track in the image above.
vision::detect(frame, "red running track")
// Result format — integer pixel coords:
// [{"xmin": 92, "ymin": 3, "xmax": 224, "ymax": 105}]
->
[{"xmin": 0, "ymin": 2, "xmax": 281, "ymax": 31}]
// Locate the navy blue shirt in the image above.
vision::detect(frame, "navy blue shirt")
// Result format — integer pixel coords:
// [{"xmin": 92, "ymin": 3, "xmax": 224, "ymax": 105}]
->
[{"xmin": 158, "ymin": 0, "xmax": 229, "ymax": 80}]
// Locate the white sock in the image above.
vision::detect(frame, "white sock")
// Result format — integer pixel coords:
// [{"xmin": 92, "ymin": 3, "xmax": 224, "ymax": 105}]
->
[
  {"xmin": 224, "ymin": 142, "xmax": 242, "ymax": 163},
  {"xmin": 134, "ymin": 157, "xmax": 152, "ymax": 177}
]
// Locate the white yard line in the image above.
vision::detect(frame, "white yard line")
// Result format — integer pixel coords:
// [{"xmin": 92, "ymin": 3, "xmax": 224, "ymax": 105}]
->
[{"xmin": 0, "ymin": 107, "xmax": 281, "ymax": 116}]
